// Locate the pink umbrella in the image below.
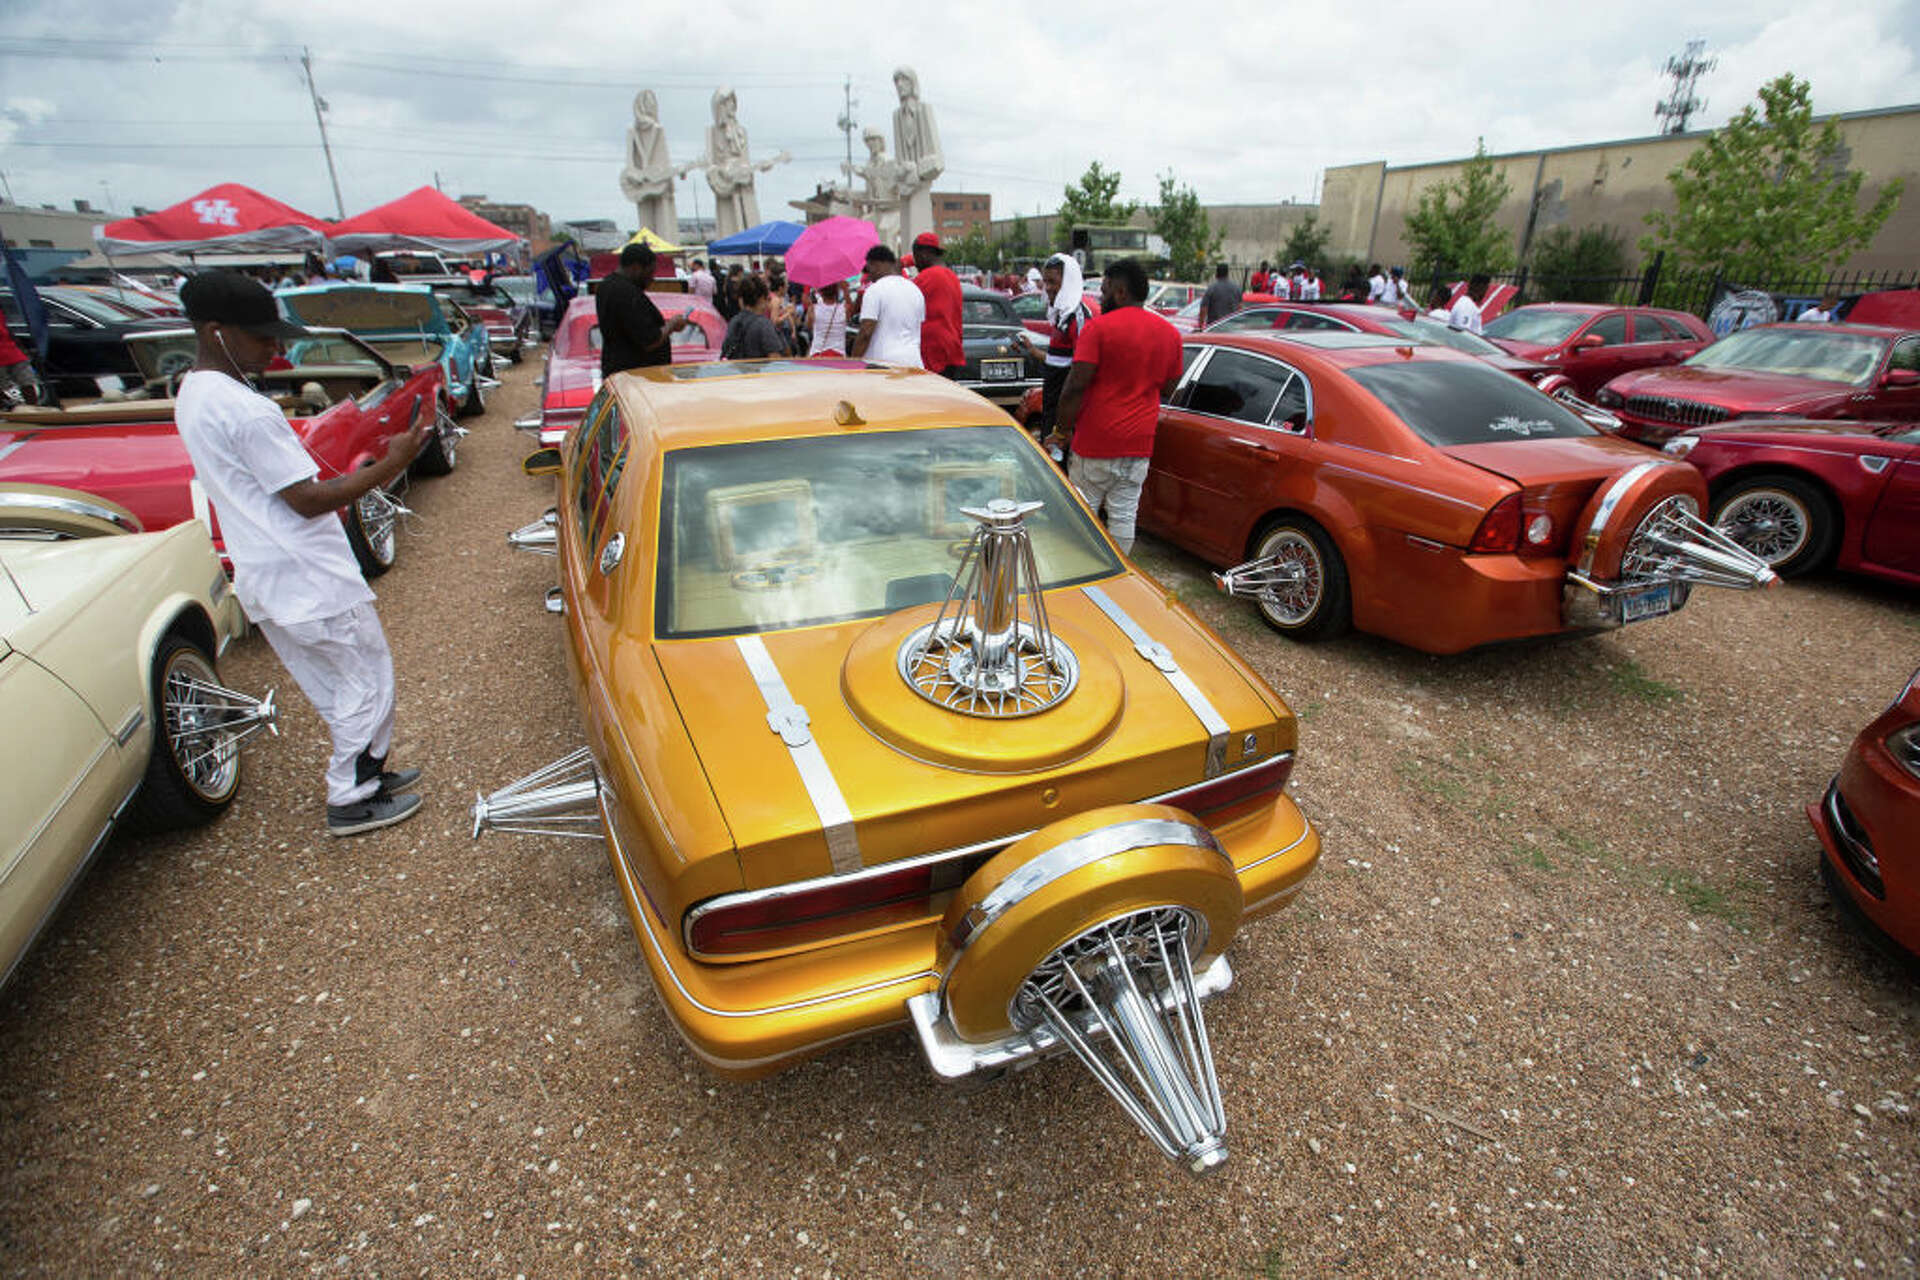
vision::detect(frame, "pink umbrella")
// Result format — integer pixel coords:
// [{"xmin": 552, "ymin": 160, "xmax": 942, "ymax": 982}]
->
[{"xmin": 785, "ymin": 216, "xmax": 880, "ymax": 289}]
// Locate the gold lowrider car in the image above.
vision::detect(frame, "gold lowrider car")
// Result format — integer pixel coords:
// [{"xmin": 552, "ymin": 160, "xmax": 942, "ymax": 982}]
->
[
  {"xmin": 480, "ymin": 361, "xmax": 1321, "ymax": 1171},
  {"xmin": 1, "ymin": 486, "xmax": 277, "ymax": 989}
]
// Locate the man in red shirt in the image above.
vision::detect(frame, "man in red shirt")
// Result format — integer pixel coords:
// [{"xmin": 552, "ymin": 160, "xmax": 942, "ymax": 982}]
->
[
  {"xmin": 1046, "ymin": 258, "xmax": 1182, "ymax": 553},
  {"xmin": 910, "ymin": 231, "xmax": 964, "ymax": 378},
  {"xmin": 0, "ymin": 301, "xmax": 45, "ymax": 408}
]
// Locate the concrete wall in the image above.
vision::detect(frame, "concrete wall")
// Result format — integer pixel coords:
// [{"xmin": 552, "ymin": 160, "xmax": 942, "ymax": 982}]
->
[
  {"xmin": 984, "ymin": 202, "xmax": 1322, "ymax": 269},
  {"xmin": 0, "ymin": 202, "xmax": 111, "ymax": 251},
  {"xmin": 1329, "ymin": 102, "xmax": 1920, "ymax": 275}
]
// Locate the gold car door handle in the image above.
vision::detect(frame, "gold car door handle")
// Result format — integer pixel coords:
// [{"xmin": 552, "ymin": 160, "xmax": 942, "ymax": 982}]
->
[{"xmin": 1228, "ymin": 437, "xmax": 1273, "ymax": 454}]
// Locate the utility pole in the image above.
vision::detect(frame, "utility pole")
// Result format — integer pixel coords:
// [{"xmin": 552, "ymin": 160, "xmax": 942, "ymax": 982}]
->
[
  {"xmin": 1655, "ymin": 39, "xmax": 1716, "ymax": 135},
  {"xmin": 836, "ymin": 75, "xmax": 858, "ymax": 182},
  {"xmin": 301, "ymin": 46, "xmax": 346, "ymax": 219}
]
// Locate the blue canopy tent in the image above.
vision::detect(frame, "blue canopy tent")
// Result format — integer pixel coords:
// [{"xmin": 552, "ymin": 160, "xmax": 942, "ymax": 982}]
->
[{"xmin": 704, "ymin": 220, "xmax": 806, "ymax": 257}]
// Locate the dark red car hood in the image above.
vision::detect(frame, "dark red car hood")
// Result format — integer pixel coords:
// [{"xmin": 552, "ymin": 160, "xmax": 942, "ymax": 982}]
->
[
  {"xmin": 1606, "ymin": 364, "xmax": 1855, "ymax": 412},
  {"xmin": 1682, "ymin": 419, "xmax": 1904, "ymax": 449},
  {"xmin": 1488, "ymin": 336, "xmax": 1553, "ymax": 360}
]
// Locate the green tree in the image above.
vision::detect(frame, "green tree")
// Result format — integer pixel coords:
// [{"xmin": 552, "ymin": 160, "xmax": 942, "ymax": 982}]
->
[
  {"xmin": 1643, "ymin": 73, "xmax": 1903, "ymax": 280},
  {"xmin": 1527, "ymin": 225, "xmax": 1630, "ymax": 302},
  {"xmin": 1151, "ymin": 171, "xmax": 1224, "ymax": 282},
  {"xmin": 1401, "ymin": 139, "xmax": 1516, "ymax": 279},
  {"xmin": 1054, "ymin": 161, "xmax": 1138, "ymax": 250},
  {"xmin": 947, "ymin": 225, "xmax": 996, "ymax": 271},
  {"xmin": 997, "ymin": 213, "xmax": 1035, "ymax": 265},
  {"xmin": 1278, "ymin": 213, "xmax": 1332, "ymax": 271}
]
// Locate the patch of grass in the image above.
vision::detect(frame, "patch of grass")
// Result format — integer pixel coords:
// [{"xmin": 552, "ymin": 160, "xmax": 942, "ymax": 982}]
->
[
  {"xmin": 1295, "ymin": 698, "xmax": 1325, "ymax": 724},
  {"xmin": 1555, "ymin": 826, "xmax": 1621, "ymax": 869},
  {"xmin": 1394, "ymin": 753, "xmax": 1469, "ymax": 807},
  {"xmin": 1609, "ymin": 659, "xmax": 1683, "ymax": 703},
  {"xmin": 1509, "ymin": 840, "xmax": 1555, "ymax": 871},
  {"xmin": 1250, "ymin": 1244, "xmax": 1287, "ymax": 1278},
  {"xmin": 1657, "ymin": 868, "xmax": 1743, "ymax": 923}
]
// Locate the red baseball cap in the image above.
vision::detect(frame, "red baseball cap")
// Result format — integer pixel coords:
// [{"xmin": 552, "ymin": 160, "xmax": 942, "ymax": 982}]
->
[{"xmin": 912, "ymin": 231, "xmax": 943, "ymax": 250}]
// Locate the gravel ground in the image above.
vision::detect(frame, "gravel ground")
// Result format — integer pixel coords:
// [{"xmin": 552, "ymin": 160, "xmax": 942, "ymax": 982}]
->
[{"xmin": 2, "ymin": 359, "xmax": 1917, "ymax": 1278}]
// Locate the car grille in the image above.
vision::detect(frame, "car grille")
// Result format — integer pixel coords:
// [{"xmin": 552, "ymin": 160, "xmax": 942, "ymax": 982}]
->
[
  {"xmin": 1623, "ymin": 396, "xmax": 1731, "ymax": 428},
  {"xmin": 1824, "ymin": 781, "xmax": 1883, "ymax": 899}
]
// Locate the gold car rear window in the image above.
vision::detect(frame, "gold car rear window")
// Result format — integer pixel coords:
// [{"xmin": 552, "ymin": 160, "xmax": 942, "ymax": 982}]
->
[{"xmin": 656, "ymin": 426, "xmax": 1120, "ymax": 638}]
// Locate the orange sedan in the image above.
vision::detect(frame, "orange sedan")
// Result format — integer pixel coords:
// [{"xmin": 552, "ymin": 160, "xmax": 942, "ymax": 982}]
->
[
  {"xmin": 1140, "ymin": 332, "xmax": 1777, "ymax": 654},
  {"xmin": 1810, "ymin": 669, "xmax": 1920, "ymax": 962}
]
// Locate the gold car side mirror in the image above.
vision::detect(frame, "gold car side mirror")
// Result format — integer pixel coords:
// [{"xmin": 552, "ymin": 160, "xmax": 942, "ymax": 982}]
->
[{"xmin": 522, "ymin": 447, "xmax": 562, "ymax": 477}]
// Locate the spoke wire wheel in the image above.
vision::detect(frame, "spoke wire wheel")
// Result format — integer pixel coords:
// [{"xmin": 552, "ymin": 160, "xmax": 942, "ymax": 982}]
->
[
  {"xmin": 353, "ymin": 487, "xmax": 398, "ymax": 570},
  {"xmin": 1714, "ymin": 487, "xmax": 1810, "ymax": 568},
  {"xmin": 1253, "ymin": 528, "xmax": 1324, "ymax": 627},
  {"xmin": 160, "ymin": 645, "xmax": 241, "ymax": 805}
]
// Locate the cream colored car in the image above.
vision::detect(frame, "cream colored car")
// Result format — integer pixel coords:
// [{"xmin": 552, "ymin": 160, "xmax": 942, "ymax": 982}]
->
[{"xmin": 0, "ymin": 485, "xmax": 276, "ymax": 988}]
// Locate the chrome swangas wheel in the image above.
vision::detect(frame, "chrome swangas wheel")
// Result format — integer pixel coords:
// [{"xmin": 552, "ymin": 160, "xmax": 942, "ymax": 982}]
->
[
  {"xmin": 345, "ymin": 485, "xmax": 400, "ymax": 578},
  {"xmin": 129, "ymin": 636, "xmax": 278, "ymax": 832},
  {"xmin": 1238, "ymin": 519, "xmax": 1350, "ymax": 641}
]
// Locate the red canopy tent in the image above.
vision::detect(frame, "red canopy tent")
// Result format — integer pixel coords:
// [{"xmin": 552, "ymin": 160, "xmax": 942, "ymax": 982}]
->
[
  {"xmin": 328, "ymin": 187, "xmax": 521, "ymax": 255},
  {"xmin": 92, "ymin": 183, "xmax": 332, "ymax": 255}
]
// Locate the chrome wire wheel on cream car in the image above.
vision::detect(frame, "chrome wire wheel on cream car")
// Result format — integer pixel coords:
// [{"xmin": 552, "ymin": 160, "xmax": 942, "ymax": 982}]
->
[
  {"xmin": 129, "ymin": 635, "xmax": 277, "ymax": 832},
  {"xmin": 1216, "ymin": 518, "xmax": 1350, "ymax": 641},
  {"xmin": 1712, "ymin": 476, "xmax": 1834, "ymax": 577}
]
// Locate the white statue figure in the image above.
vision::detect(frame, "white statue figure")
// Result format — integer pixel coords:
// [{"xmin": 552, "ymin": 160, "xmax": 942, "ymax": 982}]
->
[
  {"xmin": 619, "ymin": 89, "xmax": 679, "ymax": 236},
  {"xmin": 841, "ymin": 128, "xmax": 910, "ymax": 249},
  {"xmin": 890, "ymin": 66, "xmax": 944, "ymax": 247},
  {"xmin": 704, "ymin": 87, "xmax": 790, "ymax": 240}
]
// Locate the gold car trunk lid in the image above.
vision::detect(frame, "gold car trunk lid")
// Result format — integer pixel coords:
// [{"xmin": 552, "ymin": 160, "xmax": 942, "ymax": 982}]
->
[{"xmin": 656, "ymin": 503, "xmax": 1289, "ymax": 890}]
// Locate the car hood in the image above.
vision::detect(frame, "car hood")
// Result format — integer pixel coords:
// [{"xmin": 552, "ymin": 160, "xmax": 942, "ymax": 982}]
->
[
  {"xmin": 1607, "ymin": 364, "xmax": 1853, "ymax": 411},
  {"xmin": 1, "ymin": 524, "xmax": 180, "ymax": 632},
  {"xmin": 1684, "ymin": 419, "xmax": 1900, "ymax": 448},
  {"xmin": 1480, "ymin": 351, "xmax": 1551, "ymax": 378},
  {"xmin": 1487, "ymin": 336, "xmax": 1556, "ymax": 359},
  {"xmin": 650, "ymin": 575, "xmax": 1287, "ymax": 883},
  {"xmin": 280, "ymin": 287, "xmax": 450, "ymax": 337}
]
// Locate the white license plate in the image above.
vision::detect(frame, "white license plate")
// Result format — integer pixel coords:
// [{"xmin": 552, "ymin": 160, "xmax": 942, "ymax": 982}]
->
[
  {"xmin": 982, "ymin": 359, "xmax": 1022, "ymax": 381},
  {"xmin": 1618, "ymin": 583, "xmax": 1675, "ymax": 623}
]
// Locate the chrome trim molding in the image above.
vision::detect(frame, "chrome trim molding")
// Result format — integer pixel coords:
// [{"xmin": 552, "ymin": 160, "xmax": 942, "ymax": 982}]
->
[
  {"xmin": 1577, "ymin": 460, "xmax": 1665, "ymax": 576},
  {"xmin": 1082, "ymin": 584, "xmax": 1230, "ymax": 776},
  {"xmin": 112, "ymin": 707, "xmax": 145, "ymax": 746},
  {"xmin": 0, "ymin": 489, "xmax": 141, "ymax": 533},
  {"xmin": 948, "ymin": 817, "xmax": 1227, "ymax": 956},
  {"xmin": 735, "ymin": 634, "xmax": 863, "ymax": 874}
]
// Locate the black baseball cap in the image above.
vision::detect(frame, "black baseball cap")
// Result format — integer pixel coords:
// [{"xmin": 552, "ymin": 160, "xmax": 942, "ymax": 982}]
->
[{"xmin": 180, "ymin": 270, "xmax": 312, "ymax": 339}]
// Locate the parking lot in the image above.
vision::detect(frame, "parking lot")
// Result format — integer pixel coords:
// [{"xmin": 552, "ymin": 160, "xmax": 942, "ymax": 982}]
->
[{"xmin": 1, "ymin": 360, "xmax": 1915, "ymax": 1278}]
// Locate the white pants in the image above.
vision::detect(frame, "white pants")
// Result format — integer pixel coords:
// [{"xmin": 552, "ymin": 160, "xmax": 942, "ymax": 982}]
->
[
  {"xmin": 257, "ymin": 601, "xmax": 396, "ymax": 806},
  {"xmin": 1068, "ymin": 454, "xmax": 1152, "ymax": 552}
]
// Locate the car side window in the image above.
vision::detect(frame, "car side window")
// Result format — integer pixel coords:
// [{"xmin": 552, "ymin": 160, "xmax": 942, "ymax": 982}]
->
[
  {"xmin": 573, "ymin": 393, "xmax": 630, "ymax": 553},
  {"xmin": 1285, "ymin": 312, "xmax": 1352, "ymax": 332},
  {"xmin": 1588, "ymin": 314, "xmax": 1628, "ymax": 345},
  {"xmin": 1652, "ymin": 315, "xmax": 1697, "ymax": 342},
  {"xmin": 1011, "ymin": 294, "xmax": 1045, "ymax": 320},
  {"xmin": 1887, "ymin": 338, "xmax": 1920, "ymax": 374},
  {"xmin": 1270, "ymin": 369, "xmax": 1311, "ymax": 433},
  {"xmin": 1185, "ymin": 349, "xmax": 1297, "ymax": 426}
]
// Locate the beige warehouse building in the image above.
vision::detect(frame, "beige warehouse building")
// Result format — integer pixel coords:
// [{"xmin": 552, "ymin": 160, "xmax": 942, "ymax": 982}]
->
[{"xmin": 1321, "ymin": 102, "xmax": 1920, "ymax": 275}]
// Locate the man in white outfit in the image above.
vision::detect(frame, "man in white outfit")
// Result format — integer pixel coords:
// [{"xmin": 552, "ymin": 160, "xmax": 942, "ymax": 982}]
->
[
  {"xmin": 850, "ymin": 245, "xmax": 925, "ymax": 367},
  {"xmin": 1449, "ymin": 273, "xmax": 1489, "ymax": 335},
  {"xmin": 174, "ymin": 271, "xmax": 427, "ymax": 836}
]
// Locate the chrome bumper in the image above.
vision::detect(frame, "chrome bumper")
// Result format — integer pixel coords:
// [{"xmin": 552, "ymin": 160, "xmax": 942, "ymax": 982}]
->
[{"xmin": 513, "ymin": 412, "xmax": 543, "ymax": 434}]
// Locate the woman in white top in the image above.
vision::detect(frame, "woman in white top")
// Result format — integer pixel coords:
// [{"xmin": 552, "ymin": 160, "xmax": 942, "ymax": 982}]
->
[{"xmin": 807, "ymin": 281, "xmax": 849, "ymax": 356}]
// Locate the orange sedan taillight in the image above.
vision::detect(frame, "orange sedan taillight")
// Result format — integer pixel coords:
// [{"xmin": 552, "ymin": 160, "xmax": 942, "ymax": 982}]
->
[{"xmin": 1468, "ymin": 494, "xmax": 1523, "ymax": 553}]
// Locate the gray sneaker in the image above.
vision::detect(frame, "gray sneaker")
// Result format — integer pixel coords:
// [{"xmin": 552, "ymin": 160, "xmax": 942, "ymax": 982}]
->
[
  {"xmin": 327, "ymin": 791, "xmax": 423, "ymax": 837},
  {"xmin": 374, "ymin": 767, "xmax": 423, "ymax": 798}
]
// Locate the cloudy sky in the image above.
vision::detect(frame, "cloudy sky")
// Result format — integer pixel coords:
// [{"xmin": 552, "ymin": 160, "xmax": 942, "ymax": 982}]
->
[{"xmin": 3, "ymin": 0, "xmax": 1918, "ymax": 234}]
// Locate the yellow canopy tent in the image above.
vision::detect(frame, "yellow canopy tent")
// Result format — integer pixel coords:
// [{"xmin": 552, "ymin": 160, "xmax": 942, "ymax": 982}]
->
[{"xmin": 626, "ymin": 227, "xmax": 691, "ymax": 252}]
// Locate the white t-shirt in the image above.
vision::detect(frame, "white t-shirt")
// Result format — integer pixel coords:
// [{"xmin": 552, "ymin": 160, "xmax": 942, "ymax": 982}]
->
[
  {"xmin": 1367, "ymin": 273, "xmax": 1390, "ymax": 305},
  {"xmin": 808, "ymin": 299, "xmax": 849, "ymax": 356},
  {"xmin": 1800, "ymin": 305, "xmax": 1834, "ymax": 323},
  {"xmin": 688, "ymin": 269, "xmax": 715, "ymax": 302},
  {"xmin": 1296, "ymin": 274, "xmax": 1320, "ymax": 301},
  {"xmin": 1448, "ymin": 295, "xmax": 1484, "ymax": 334},
  {"xmin": 858, "ymin": 274, "xmax": 925, "ymax": 367},
  {"xmin": 174, "ymin": 370, "xmax": 374, "ymax": 627}
]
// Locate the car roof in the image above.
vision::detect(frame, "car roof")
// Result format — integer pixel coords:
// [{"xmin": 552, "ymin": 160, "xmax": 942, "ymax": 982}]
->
[
  {"xmin": 1191, "ymin": 329, "xmax": 1483, "ymax": 369},
  {"xmin": 609, "ymin": 362, "xmax": 1017, "ymax": 449}
]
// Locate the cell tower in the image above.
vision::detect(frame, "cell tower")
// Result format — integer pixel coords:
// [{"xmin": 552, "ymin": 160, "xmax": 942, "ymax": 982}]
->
[{"xmin": 1655, "ymin": 39, "xmax": 1716, "ymax": 134}]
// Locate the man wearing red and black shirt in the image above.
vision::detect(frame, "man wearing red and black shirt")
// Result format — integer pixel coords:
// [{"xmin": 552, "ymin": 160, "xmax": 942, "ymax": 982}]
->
[
  {"xmin": 910, "ymin": 231, "xmax": 964, "ymax": 378},
  {"xmin": 1046, "ymin": 258, "xmax": 1182, "ymax": 553},
  {"xmin": 0, "ymin": 300, "xmax": 44, "ymax": 408}
]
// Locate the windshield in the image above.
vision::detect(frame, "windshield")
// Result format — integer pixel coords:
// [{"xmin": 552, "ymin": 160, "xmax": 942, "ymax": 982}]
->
[
  {"xmin": 495, "ymin": 276, "xmax": 536, "ymax": 303},
  {"xmin": 1684, "ymin": 328, "xmax": 1886, "ymax": 384},
  {"xmin": 657, "ymin": 425, "xmax": 1120, "ymax": 638},
  {"xmin": 1348, "ymin": 360, "xmax": 1596, "ymax": 445},
  {"xmin": 1483, "ymin": 310, "xmax": 1586, "ymax": 345},
  {"xmin": 48, "ymin": 289, "xmax": 152, "ymax": 325},
  {"xmin": 962, "ymin": 298, "xmax": 1014, "ymax": 325},
  {"xmin": 1383, "ymin": 316, "xmax": 1504, "ymax": 357}
]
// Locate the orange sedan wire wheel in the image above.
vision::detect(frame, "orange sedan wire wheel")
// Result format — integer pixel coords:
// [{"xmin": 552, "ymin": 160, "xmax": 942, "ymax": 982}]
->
[{"xmin": 937, "ymin": 803, "xmax": 1243, "ymax": 1044}]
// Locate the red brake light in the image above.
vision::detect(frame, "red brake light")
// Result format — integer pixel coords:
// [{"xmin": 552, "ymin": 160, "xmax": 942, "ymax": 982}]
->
[
  {"xmin": 1158, "ymin": 753, "xmax": 1294, "ymax": 818},
  {"xmin": 1469, "ymin": 494, "xmax": 1522, "ymax": 553}
]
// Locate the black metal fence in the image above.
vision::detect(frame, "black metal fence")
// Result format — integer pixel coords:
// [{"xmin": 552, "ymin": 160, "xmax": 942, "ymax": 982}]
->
[{"xmin": 1461, "ymin": 254, "xmax": 1919, "ymax": 322}]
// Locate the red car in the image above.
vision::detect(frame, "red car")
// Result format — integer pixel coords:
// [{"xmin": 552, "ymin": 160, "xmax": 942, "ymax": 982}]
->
[
  {"xmin": 1597, "ymin": 323, "xmax": 1920, "ymax": 446},
  {"xmin": 1810, "ymin": 669, "xmax": 1920, "ymax": 962},
  {"xmin": 1205, "ymin": 302, "xmax": 1565, "ymax": 392},
  {"xmin": 1660, "ymin": 420, "xmax": 1920, "ymax": 583},
  {"xmin": 1483, "ymin": 304, "xmax": 1715, "ymax": 399},
  {"xmin": 519, "ymin": 293, "xmax": 725, "ymax": 447},
  {"xmin": 0, "ymin": 328, "xmax": 458, "ymax": 578},
  {"xmin": 1138, "ymin": 332, "xmax": 1775, "ymax": 654}
]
